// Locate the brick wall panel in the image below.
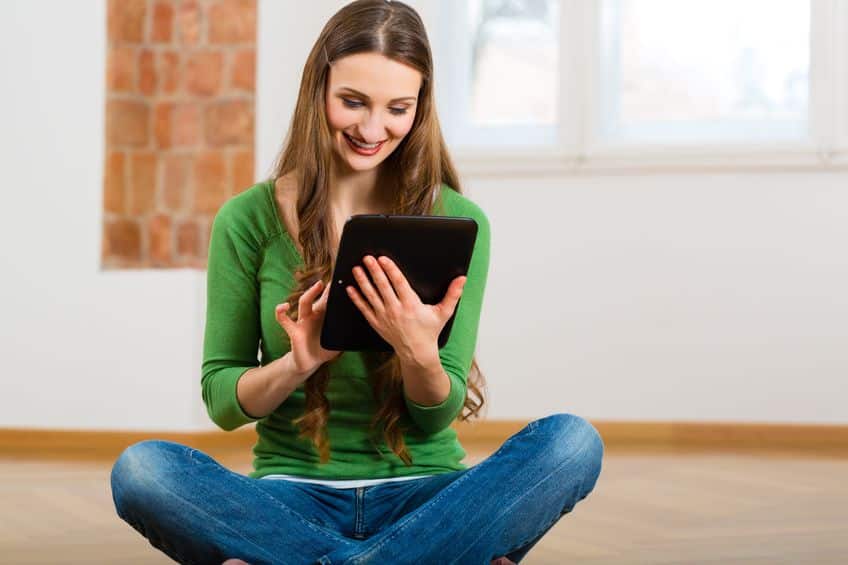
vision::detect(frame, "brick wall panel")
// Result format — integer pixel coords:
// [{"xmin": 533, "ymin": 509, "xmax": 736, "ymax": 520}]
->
[{"xmin": 104, "ymin": 0, "xmax": 255, "ymax": 269}]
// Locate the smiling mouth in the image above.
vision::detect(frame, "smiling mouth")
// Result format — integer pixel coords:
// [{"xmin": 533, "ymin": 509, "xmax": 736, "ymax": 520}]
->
[
  {"xmin": 344, "ymin": 132, "xmax": 386, "ymax": 145},
  {"xmin": 343, "ymin": 132, "xmax": 387, "ymax": 152}
]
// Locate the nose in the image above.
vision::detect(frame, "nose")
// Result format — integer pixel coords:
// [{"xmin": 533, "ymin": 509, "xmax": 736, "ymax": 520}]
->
[{"xmin": 356, "ymin": 111, "xmax": 387, "ymax": 143}]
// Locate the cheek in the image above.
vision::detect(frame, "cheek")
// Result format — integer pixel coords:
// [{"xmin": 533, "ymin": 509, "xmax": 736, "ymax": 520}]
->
[
  {"xmin": 326, "ymin": 102, "xmax": 353, "ymax": 131},
  {"xmin": 390, "ymin": 115, "xmax": 416, "ymax": 139}
]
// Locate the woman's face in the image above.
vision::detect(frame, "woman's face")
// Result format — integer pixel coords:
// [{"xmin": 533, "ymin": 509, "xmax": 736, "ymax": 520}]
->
[{"xmin": 325, "ymin": 52, "xmax": 422, "ymax": 172}]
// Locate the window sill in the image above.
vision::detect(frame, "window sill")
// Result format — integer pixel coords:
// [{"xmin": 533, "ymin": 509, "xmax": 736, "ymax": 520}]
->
[{"xmin": 453, "ymin": 144, "xmax": 848, "ymax": 177}]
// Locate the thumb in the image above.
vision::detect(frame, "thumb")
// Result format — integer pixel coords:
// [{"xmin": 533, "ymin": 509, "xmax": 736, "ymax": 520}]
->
[{"xmin": 436, "ymin": 276, "xmax": 466, "ymax": 320}]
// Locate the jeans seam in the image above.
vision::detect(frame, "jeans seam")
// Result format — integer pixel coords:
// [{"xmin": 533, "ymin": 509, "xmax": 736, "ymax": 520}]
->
[
  {"xmin": 452, "ymin": 423, "xmax": 600, "ymax": 563},
  {"xmin": 354, "ymin": 487, "xmax": 366, "ymax": 538},
  {"xmin": 501, "ymin": 504, "xmax": 571, "ymax": 561},
  {"xmin": 189, "ymin": 455, "xmax": 358, "ymax": 547},
  {"xmin": 129, "ymin": 457, "xmax": 282, "ymax": 565},
  {"xmin": 341, "ymin": 423, "xmax": 539, "ymax": 563},
  {"xmin": 118, "ymin": 507, "xmax": 200, "ymax": 565},
  {"xmin": 347, "ymin": 416, "xmax": 599, "ymax": 564},
  {"xmin": 124, "ymin": 443, "xmax": 351, "ymax": 563}
]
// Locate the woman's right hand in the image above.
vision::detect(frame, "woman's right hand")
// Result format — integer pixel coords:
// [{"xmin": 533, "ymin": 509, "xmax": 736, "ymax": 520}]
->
[{"xmin": 274, "ymin": 279, "xmax": 342, "ymax": 380}]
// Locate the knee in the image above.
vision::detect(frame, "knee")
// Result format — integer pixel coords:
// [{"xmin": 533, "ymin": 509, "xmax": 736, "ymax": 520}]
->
[
  {"xmin": 110, "ymin": 440, "xmax": 189, "ymax": 518},
  {"xmin": 532, "ymin": 413, "xmax": 604, "ymax": 488}
]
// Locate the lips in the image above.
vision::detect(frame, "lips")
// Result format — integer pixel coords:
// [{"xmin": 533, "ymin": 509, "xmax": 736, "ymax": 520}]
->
[
  {"xmin": 343, "ymin": 132, "xmax": 386, "ymax": 155},
  {"xmin": 344, "ymin": 132, "xmax": 385, "ymax": 145}
]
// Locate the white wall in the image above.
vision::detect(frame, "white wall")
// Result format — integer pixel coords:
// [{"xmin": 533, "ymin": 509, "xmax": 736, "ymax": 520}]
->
[
  {"xmin": 0, "ymin": 1, "xmax": 844, "ymax": 432},
  {"xmin": 0, "ymin": 0, "xmax": 206, "ymax": 431},
  {"xmin": 473, "ymin": 173, "xmax": 848, "ymax": 423}
]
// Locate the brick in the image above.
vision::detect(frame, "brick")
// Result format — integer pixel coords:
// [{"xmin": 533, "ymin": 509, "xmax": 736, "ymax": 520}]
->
[
  {"xmin": 149, "ymin": 213, "xmax": 173, "ymax": 265},
  {"xmin": 177, "ymin": 0, "xmax": 201, "ymax": 45},
  {"xmin": 154, "ymin": 102, "xmax": 173, "ymax": 149},
  {"xmin": 231, "ymin": 150, "xmax": 254, "ymax": 194},
  {"xmin": 186, "ymin": 50, "xmax": 223, "ymax": 96},
  {"xmin": 204, "ymin": 100, "xmax": 253, "ymax": 146},
  {"xmin": 138, "ymin": 49, "xmax": 156, "ymax": 95},
  {"xmin": 157, "ymin": 103, "xmax": 201, "ymax": 148},
  {"xmin": 231, "ymin": 48, "xmax": 255, "ymax": 92},
  {"xmin": 104, "ymin": 219, "xmax": 141, "ymax": 261},
  {"xmin": 159, "ymin": 50, "xmax": 181, "ymax": 93},
  {"xmin": 176, "ymin": 219, "xmax": 200, "ymax": 256},
  {"xmin": 193, "ymin": 151, "xmax": 227, "ymax": 213},
  {"xmin": 108, "ymin": 0, "xmax": 146, "ymax": 44},
  {"xmin": 129, "ymin": 151, "xmax": 158, "ymax": 214},
  {"xmin": 104, "ymin": 151, "xmax": 126, "ymax": 214},
  {"xmin": 106, "ymin": 100, "xmax": 149, "ymax": 146},
  {"xmin": 107, "ymin": 46, "xmax": 135, "ymax": 92},
  {"xmin": 162, "ymin": 154, "xmax": 191, "ymax": 212},
  {"xmin": 209, "ymin": 0, "xmax": 256, "ymax": 44},
  {"xmin": 152, "ymin": 1, "xmax": 174, "ymax": 43},
  {"xmin": 173, "ymin": 104, "xmax": 201, "ymax": 146}
]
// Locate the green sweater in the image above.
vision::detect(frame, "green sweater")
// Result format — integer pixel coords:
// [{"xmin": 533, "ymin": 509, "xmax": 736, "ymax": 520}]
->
[{"xmin": 202, "ymin": 179, "xmax": 491, "ymax": 479}]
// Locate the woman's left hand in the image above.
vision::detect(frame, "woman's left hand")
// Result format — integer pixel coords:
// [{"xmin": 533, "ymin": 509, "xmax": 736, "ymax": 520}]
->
[{"xmin": 346, "ymin": 255, "xmax": 467, "ymax": 361}]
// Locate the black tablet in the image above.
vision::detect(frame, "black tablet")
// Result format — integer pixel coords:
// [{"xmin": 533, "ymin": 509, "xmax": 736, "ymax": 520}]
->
[{"xmin": 320, "ymin": 214, "xmax": 478, "ymax": 352}]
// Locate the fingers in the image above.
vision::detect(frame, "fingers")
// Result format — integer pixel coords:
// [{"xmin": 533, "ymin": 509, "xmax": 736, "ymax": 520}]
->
[
  {"xmin": 377, "ymin": 256, "xmax": 418, "ymax": 304},
  {"xmin": 299, "ymin": 280, "xmax": 323, "ymax": 318},
  {"xmin": 346, "ymin": 284, "xmax": 378, "ymax": 328},
  {"xmin": 277, "ymin": 279, "xmax": 326, "ymax": 328},
  {"xmin": 314, "ymin": 278, "xmax": 331, "ymax": 312},
  {"xmin": 275, "ymin": 303, "xmax": 293, "ymax": 332},
  {"xmin": 364, "ymin": 255, "xmax": 402, "ymax": 308},
  {"xmin": 353, "ymin": 259, "xmax": 389, "ymax": 313}
]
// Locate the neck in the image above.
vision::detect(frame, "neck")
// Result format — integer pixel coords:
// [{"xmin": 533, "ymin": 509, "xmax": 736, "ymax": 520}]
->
[{"xmin": 328, "ymin": 156, "xmax": 391, "ymax": 216}]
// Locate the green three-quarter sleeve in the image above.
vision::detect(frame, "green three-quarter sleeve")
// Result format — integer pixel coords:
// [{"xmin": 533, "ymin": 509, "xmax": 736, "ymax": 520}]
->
[
  {"xmin": 404, "ymin": 202, "xmax": 491, "ymax": 434},
  {"xmin": 201, "ymin": 202, "xmax": 265, "ymax": 431}
]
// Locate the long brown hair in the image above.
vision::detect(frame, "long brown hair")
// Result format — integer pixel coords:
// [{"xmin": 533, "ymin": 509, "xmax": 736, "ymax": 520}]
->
[{"xmin": 268, "ymin": 0, "xmax": 486, "ymax": 465}]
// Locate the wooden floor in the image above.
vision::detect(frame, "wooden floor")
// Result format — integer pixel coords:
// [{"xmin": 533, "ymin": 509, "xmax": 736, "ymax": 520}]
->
[{"xmin": 1, "ymin": 447, "xmax": 846, "ymax": 564}]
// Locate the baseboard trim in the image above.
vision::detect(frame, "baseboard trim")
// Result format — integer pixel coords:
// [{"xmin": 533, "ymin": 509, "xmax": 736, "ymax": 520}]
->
[
  {"xmin": 468, "ymin": 420, "xmax": 848, "ymax": 455},
  {"xmin": 1, "ymin": 420, "xmax": 846, "ymax": 459}
]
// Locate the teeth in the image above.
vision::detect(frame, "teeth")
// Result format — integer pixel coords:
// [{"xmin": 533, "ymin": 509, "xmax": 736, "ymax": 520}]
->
[{"xmin": 347, "ymin": 134, "xmax": 381, "ymax": 149}]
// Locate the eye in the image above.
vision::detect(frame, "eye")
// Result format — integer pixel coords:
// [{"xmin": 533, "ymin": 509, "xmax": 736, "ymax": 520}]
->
[
  {"xmin": 342, "ymin": 98, "xmax": 364, "ymax": 109},
  {"xmin": 342, "ymin": 97, "xmax": 408, "ymax": 116}
]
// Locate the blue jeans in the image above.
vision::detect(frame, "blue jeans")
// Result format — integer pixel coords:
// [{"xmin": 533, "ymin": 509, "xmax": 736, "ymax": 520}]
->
[{"xmin": 110, "ymin": 413, "xmax": 604, "ymax": 565}]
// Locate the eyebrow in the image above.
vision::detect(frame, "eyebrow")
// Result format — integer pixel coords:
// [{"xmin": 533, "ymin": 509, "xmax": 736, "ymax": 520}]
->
[{"xmin": 338, "ymin": 87, "xmax": 417, "ymax": 103}]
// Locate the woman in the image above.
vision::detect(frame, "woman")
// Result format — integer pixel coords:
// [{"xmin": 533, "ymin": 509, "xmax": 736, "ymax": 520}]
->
[{"xmin": 109, "ymin": 1, "xmax": 604, "ymax": 563}]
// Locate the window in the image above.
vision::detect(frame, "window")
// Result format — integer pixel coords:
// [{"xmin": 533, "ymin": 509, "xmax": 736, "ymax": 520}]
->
[
  {"xmin": 438, "ymin": 0, "xmax": 561, "ymax": 147},
  {"xmin": 435, "ymin": 0, "xmax": 846, "ymax": 172},
  {"xmin": 599, "ymin": 0, "xmax": 810, "ymax": 145}
]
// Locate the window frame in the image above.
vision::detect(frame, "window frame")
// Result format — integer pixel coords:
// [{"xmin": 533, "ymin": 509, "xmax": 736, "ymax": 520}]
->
[
  {"xmin": 437, "ymin": 0, "xmax": 848, "ymax": 176},
  {"xmin": 435, "ymin": 0, "xmax": 561, "ymax": 148}
]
